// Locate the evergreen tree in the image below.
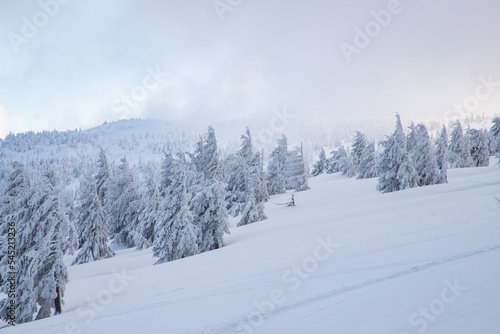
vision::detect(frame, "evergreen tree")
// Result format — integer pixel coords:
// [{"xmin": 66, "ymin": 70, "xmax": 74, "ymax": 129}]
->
[
  {"xmin": 94, "ymin": 147, "xmax": 110, "ymax": 207},
  {"xmin": 351, "ymin": 131, "xmax": 367, "ymax": 172},
  {"xmin": 468, "ymin": 128, "xmax": 490, "ymax": 167},
  {"xmin": 106, "ymin": 157, "xmax": 141, "ymax": 247},
  {"xmin": 254, "ymin": 150, "xmax": 270, "ymax": 202},
  {"xmin": 190, "ymin": 127, "xmax": 230, "ymax": 252},
  {"xmin": 435, "ymin": 125, "xmax": 448, "ymax": 184},
  {"xmin": 33, "ymin": 171, "xmax": 74, "ymax": 319},
  {"xmin": 356, "ymin": 142, "xmax": 378, "ymax": 179},
  {"xmin": 267, "ymin": 135, "xmax": 288, "ymax": 194},
  {"xmin": 225, "ymin": 154, "xmax": 247, "ymax": 216},
  {"xmin": 237, "ymin": 195, "xmax": 267, "ymax": 227},
  {"xmin": 326, "ymin": 147, "xmax": 347, "ymax": 174},
  {"xmin": 311, "ymin": 148, "xmax": 327, "ymax": 177},
  {"xmin": 285, "ymin": 144, "xmax": 310, "ymax": 191},
  {"xmin": 237, "ymin": 158, "xmax": 268, "ymax": 226},
  {"xmin": 0, "ymin": 163, "xmax": 35, "ymax": 324},
  {"xmin": 226, "ymin": 128, "xmax": 268, "ymax": 219},
  {"xmin": 135, "ymin": 162, "xmax": 161, "ymax": 249},
  {"xmin": 413, "ymin": 124, "xmax": 439, "ymax": 186},
  {"xmin": 160, "ymin": 152, "xmax": 174, "ymax": 197},
  {"xmin": 237, "ymin": 129, "xmax": 268, "ymax": 203},
  {"xmin": 339, "ymin": 153, "xmax": 355, "ymax": 178},
  {"xmin": 153, "ymin": 157, "xmax": 198, "ymax": 264},
  {"xmin": 72, "ymin": 169, "xmax": 114, "ymax": 265},
  {"xmin": 406, "ymin": 122, "xmax": 417, "ymax": 155},
  {"xmin": 1, "ymin": 170, "xmax": 75, "ymax": 322},
  {"xmin": 191, "ymin": 181, "xmax": 230, "ymax": 252},
  {"xmin": 448, "ymin": 121, "xmax": 472, "ymax": 168},
  {"xmin": 489, "ymin": 117, "xmax": 500, "ymax": 155},
  {"xmin": 396, "ymin": 156, "xmax": 419, "ymax": 191},
  {"xmin": 198, "ymin": 126, "xmax": 224, "ymax": 181},
  {"xmin": 376, "ymin": 114, "xmax": 418, "ymax": 193},
  {"xmin": 191, "ymin": 135, "xmax": 205, "ymax": 176}
]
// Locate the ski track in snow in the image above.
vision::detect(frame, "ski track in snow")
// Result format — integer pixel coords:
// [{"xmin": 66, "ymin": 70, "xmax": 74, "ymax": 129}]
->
[
  {"xmin": 26, "ymin": 243, "xmax": 495, "ymax": 334},
  {"xmin": 196, "ymin": 244, "xmax": 500, "ymax": 334},
  {"xmin": 18, "ymin": 243, "xmax": 499, "ymax": 334}
]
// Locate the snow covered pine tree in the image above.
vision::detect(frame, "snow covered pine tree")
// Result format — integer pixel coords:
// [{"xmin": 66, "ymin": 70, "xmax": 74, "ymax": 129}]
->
[
  {"xmin": 356, "ymin": 142, "xmax": 378, "ymax": 179},
  {"xmin": 286, "ymin": 144, "xmax": 310, "ymax": 191},
  {"xmin": 468, "ymin": 128, "xmax": 490, "ymax": 167},
  {"xmin": 489, "ymin": 117, "xmax": 500, "ymax": 157},
  {"xmin": 448, "ymin": 121, "xmax": 472, "ymax": 168},
  {"xmin": 106, "ymin": 156, "xmax": 142, "ymax": 247},
  {"xmin": 267, "ymin": 135, "xmax": 288, "ymax": 194},
  {"xmin": 190, "ymin": 126, "xmax": 230, "ymax": 252},
  {"xmin": 351, "ymin": 131, "xmax": 367, "ymax": 173},
  {"xmin": 72, "ymin": 168, "xmax": 114, "ymax": 265},
  {"xmin": 376, "ymin": 114, "xmax": 418, "ymax": 193},
  {"xmin": 435, "ymin": 125, "xmax": 449, "ymax": 184},
  {"xmin": 153, "ymin": 154, "xmax": 198, "ymax": 264},
  {"xmin": 234, "ymin": 128, "xmax": 268, "ymax": 226},
  {"xmin": 311, "ymin": 148, "xmax": 327, "ymax": 177},
  {"xmin": 1, "ymin": 167, "xmax": 75, "ymax": 323},
  {"xmin": 412, "ymin": 124, "xmax": 439, "ymax": 186}
]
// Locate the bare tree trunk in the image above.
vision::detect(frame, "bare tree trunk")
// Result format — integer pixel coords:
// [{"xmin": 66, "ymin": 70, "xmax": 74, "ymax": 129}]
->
[{"xmin": 54, "ymin": 286, "xmax": 62, "ymax": 314}]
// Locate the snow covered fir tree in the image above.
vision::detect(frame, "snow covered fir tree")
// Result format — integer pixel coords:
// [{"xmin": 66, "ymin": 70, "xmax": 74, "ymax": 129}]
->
[
  {"xmin": 356, "ymin": 142, "xmax": 378, "ymax": 179},
  {"xmin": 152, "ymin": 154, "xmax": 198, "ymax": 264},
  {"xmin": 1, "ymin": 115, "xmax": 499, "ymax": 327},
  {"xmin": 311, "ymin": 148, "xmax": 327, "ymax": 176},
  {"xmin": 376, "ymin": 114, "xmax": 418, "ymax": 193},
  {"xmin": 0, "ymin": 165, "xmax": 76, "ymax": 323},
  {"xmin": 490, "ymin": 117, "xmax": 500, "ymax": 157},
  {"xmin": 448, "ymin": 121, "xmax": 472, "ymax": 168},
  {"xmin": 267, "ymin": 135, "xmax": 289, "ymax": 194},
  {"xmin": 435, "ymin": 125, "xmax": 449, "ymax": 184},
  {"xmin": 226, "ymin": 128, "xmax": 268, "ymax": 226},
  {"xmin": 410, "ymin": 124, "xmax": 440, "ymax": 187},
  {"xmin": 106, "ymin": 156, "xmax": 142, "ymax": 247},
  {"xmin": 190, "ymin": 126, "xmax": 230, "ymax": 252},
  {"xmin": 72, "ymin": 168, "xmax": 115, "ymax": 265}
]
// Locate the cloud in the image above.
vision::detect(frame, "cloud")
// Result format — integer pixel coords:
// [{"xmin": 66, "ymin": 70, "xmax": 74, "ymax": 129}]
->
[
  {"xmin": 1, "ymin": 0, "xmax": 500, "ymax": 135},
  {"xmin": 0, "ymin": 105, "xmax": 26, "ymax": 139}
]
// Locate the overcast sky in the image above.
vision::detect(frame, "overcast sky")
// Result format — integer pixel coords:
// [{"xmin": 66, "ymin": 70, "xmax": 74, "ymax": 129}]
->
[{"xmin": 1, "ymin": 0, "xmax": 500, "ymax": 138}]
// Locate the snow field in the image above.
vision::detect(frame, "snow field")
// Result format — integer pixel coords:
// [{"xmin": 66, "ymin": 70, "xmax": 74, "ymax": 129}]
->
[{"xmin": 4, "ymin": 162, "xmax": 500, "ymax": 334}]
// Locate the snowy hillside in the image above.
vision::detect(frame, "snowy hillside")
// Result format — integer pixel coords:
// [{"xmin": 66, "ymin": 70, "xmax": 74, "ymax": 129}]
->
[{"xmin": 3, "ymin": 160, "xmax": 499, "ymax": 334}]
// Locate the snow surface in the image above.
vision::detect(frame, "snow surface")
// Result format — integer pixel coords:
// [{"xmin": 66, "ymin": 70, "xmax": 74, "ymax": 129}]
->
[{"xmin": 4, "ymin": 162, "xmax": 500, "ymax": 334}]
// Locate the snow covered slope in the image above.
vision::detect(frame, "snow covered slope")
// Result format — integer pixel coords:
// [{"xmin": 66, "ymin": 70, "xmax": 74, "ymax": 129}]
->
[{"xmin": 4, "ymin": 162, "xmax": 500, "ymax": 334}]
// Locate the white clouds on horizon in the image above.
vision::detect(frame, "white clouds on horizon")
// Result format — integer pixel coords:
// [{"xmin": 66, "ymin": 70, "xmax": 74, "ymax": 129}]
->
[
  {"xmin": 1, "ymin": 0, "xmax": 500, "ymax": 136},
  {"xmin": 0, "ymin": 105, "xmax": 26, "ymax": 138}
]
